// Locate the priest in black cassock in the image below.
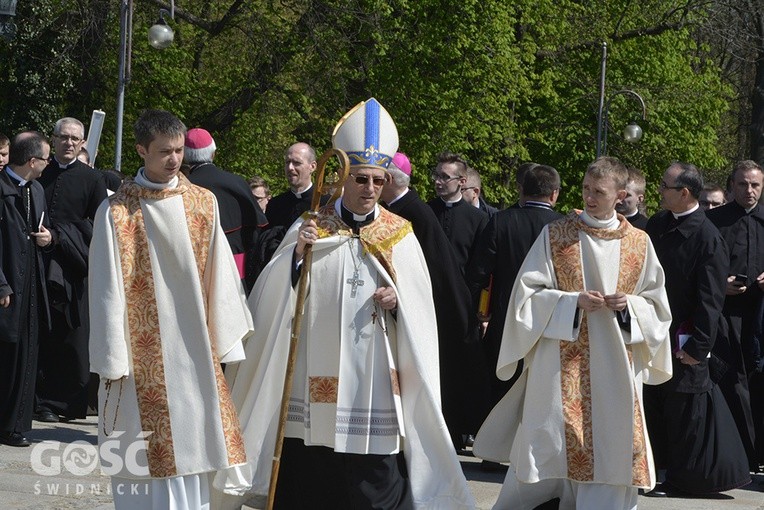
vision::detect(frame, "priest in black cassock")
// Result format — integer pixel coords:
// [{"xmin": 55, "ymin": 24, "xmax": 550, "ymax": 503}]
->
[
  {"xmin": 183, "ymin": 128, "xmax": 268, "ymax": 290},
  {"xmin": 0, "ymin": 132, "xmax": 52, "ymax": 446},
  {"xmin": 380, "ymin": 152, "xmax": 487, "ymax": 450},
  {"xmin": 35, "ymin": 117, "xmax": 108, "ymax": 422},
  {"xmin": 644, "ymin": 162, "xmax": 750, "ymax": 495},
  {"xmin": 427, "ymin": 151, "xmax": 488, "ymax": 273},
  {"xmin": 465, "ymin": 164, "xmax": 563, "ymax": 416},
  {"xmin": 707, "ymin": 159, "xmax": 764, "ymax": 468},
  {"xmin": 615, "ymin": 167, "xmax": 649, "ymax": 230}
]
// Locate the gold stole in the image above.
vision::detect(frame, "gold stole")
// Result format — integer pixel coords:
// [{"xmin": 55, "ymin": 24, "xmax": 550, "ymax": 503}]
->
[
  {"xmin": 109, "ymin": 176, "xmax": 246, "ymax": 477},
  {"xmin": 548, "ymin": 213, "xmax": 650, "ymax": 485}
]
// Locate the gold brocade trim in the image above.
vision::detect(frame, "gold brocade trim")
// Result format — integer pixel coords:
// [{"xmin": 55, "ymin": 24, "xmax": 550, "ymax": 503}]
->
[
  {"xmin": 110, "ymin": 189, "xmax": 177, "ymax": 478},
  {"xmin": 109, "ymin": 177, "xmax": 247, "ymax": 476},
  {"xmin": 179, "ymin": 177, "xmax": 247, "ymax": 468},
  {"xmin": 548, "ymin": 214, "xmax": 649, "ymax": 485},
  {"xmin": 310, "ymin": 205, "xmax": 412, "ymax": 283},
  {"xmin": 309, "ymin": 376, "xmax": 339, "ymax": 403}
]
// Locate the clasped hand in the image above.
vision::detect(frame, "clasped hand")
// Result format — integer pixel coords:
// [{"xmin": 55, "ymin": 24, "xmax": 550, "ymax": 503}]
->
[{"xmin": 577, "ymin": 290, "xmax": 627, "ymax": 312}]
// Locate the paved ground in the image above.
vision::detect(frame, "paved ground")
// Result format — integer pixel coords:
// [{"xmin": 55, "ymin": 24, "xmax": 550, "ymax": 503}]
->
[{"xmin": 1, "ymin": 417, "xmax": 762, "ymax": 509}]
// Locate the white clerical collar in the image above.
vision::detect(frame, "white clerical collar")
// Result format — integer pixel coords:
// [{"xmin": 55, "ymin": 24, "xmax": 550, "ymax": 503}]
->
[
  {"xmin": 746, "ymin": 204, "xmax": 757, "ymax": 214},
  {"xmin": 625, "ymin": 210, "xmax": 640, "ymax": 219},
  {"xmin": 386, "ymin": 188, "xmax": 409, "ymax": 206},
  {"xmin": 5, "ymin": 166, "xmax": 29, "ymax": 186},
  {"xmin": 336, "ymin": 197, "xmax": 378, "ymax": 221},
  {"xmin": 292, "ymin": 183, "xmax": 313, "ymax": 199},
  {"xmin": 135, "ymin": 168, "xmax": 178, "ymax": 190},
  {"xmin": 440, "ymin": 197, "xmax": 462, "ymax": 208},
  {"xmin": 524, "ymin": 200, "xmax": 553, "ymax": 209},
  {"xmin": 672, "ymin": 203, "xmax": 699, "ymax": 219},
  {"xmin": 54, "ymin": 157, "xmax": 75, "ymax": 169},
  {"xmin": 580, "ymin": 210, "xmax": 619, "ymax": 230}
]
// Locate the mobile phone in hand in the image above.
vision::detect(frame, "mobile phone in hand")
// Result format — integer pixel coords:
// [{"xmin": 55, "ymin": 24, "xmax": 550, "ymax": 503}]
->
[{"xmin": 734, "ymin": 273, "xmax": 747, "ymax": 284}]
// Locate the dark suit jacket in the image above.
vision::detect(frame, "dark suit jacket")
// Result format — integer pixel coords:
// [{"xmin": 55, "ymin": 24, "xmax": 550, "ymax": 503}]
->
[
  {"xmin": 0, "ymin": 170, "xmax": 50, "ymax": 342},
  {"xmin": 647, "ymin": 208, "xmax": 729, "ymax": 393},
  {"xmin": 465, "ymin": 203, "xmax": 563, "ymax": 364}
]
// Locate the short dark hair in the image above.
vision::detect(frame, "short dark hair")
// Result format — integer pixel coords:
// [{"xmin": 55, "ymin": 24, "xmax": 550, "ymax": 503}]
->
[
  {"xmin": 436, "ymin": 151, "xmax": 468, "ymax": 177},
  {"xmin": 134, "ymin": 110, "xmax": 186, "ymax": 148},
  {"xmin": 670, "ymin": 162, "xmax": 704, "ymax": 199},
  {"xmin": 626, "ymin": 168, "xmax": 646, "ymax": 195},
  {"xmin": 0, "ymin": 132, "xmax": 9, "ymax": 148},
  {"xmin": 703, "ymin": 183, "xmax": 725, "ymax": 194},
  {"xmin": 732, "ymin": 160, "xmax": 763, "ymax": 181},
  {"xmin": 516, "ymin": 162, "xmax": 539, "ymax": 188},
  {"xmin": 523, "ymin": 164, "xmax": 560, "ymax": 197},
  {"xmin": 586, "ymin": 157, "xmax": 629, "ymax": 190},
  {"xmin": 8, "ymin": 131, "xmax": 49, "ymax": 166}
]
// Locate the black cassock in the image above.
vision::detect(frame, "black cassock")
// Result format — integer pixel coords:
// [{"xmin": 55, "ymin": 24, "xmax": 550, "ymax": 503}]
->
[
  {"xmin": 427, "ymin": 198, "xmax": 488, "ymax": 273},
  {"xmin": 465, "ymin": 202, "xmax": 562, "ymax": 412},
  {"xmin": 645, "ymin": 209, "xmax": 750, "ymax": 493},
  {"xmin": 707, "ymin": 201, "xmax": 763, "ymax": 466},
  {"xmin": 36, "ymin": 159, "xmax": 107, "ymax": 419},
  {"xmin": 185, "ymin": 163, "xmax": 268, "ymax": 290},
  {"xmin": 0, "ymin": 171, "xmax": 50, "ymax": 433},
  {"xmin": 264, "ymin": 184, "xmax": 329, "ymax": 265},
  {"xmin": 383, "ymin": 189, "xmax": 489, "ymax": 443},
  {"xmin": 625, "ymin": 211, "xmax": 649, "ymax": 230}
]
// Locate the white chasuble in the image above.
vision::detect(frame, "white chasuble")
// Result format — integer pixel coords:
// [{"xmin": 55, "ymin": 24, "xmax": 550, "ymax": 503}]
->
[
  {"xmin": 474, "ymin": 212, "xmax": 672, "ymax": 490},
  {"xmin": 89, "ymin": 173, "xmax": 253, "ymax": 491},
  {"xmin": 214, "ymin": 199, "xmax": 476, "ymax": 509}
]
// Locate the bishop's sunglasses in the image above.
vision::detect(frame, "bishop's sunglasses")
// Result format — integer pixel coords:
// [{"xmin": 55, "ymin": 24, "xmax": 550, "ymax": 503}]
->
[{"xmin": 348, "ymin": 173, "xmax": 386, "ymax": 187}]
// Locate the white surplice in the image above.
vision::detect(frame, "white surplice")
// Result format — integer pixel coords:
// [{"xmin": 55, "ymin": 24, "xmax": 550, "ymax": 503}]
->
[
  {"xmin": 214, "ymin": 199, "xmax": 475, "ymax": 509},
  {"xmin": 89, "ymin": 170, "xmax": 254, "ymax": 510},
  {"xmin": 474, "ymin": 211, "xmax": 672, "ymax": 508}
]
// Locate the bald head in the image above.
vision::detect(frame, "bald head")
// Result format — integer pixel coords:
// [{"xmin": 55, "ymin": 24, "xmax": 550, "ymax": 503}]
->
[{"xmin": 284, "ymin": 142, "xmax": 317, "ymax": 192}]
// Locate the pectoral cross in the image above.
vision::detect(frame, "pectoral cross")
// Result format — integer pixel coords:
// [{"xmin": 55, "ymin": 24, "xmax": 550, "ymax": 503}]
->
[{"xmin": 346, "ymin": 270, "xmax": 365, "ymax": 298}]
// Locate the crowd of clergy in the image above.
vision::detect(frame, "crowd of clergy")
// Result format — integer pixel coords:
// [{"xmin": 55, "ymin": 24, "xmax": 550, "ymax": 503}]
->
[{"xmin": 0, "ymin": 98, "xmax": 762, "ymax": 510}]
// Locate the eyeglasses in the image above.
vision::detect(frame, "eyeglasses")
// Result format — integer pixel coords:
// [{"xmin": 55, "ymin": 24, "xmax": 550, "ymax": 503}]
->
[
  {"xmin": 253, "ymin": 195, "xmax": 270, "ymax": 201},
  {"xmin": 55, "ymin": 135, "xmax": 83, "ymax": 143},
  {"xmin": 430, "ymin": 172, "xmax": 459, "ymax": 182},
  {"xmin": 30, "ymin": 156, "xmax": 48, "ymax": 163},
  {"xmin": 659, "ymin": 182, "xmax": 685, "ymax": 191},
  {"xmin": 349, "ymin": 174, "xmax": 386, "ymax": 187}
]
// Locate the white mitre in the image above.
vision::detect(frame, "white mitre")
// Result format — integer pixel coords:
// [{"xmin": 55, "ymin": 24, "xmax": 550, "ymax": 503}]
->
[{"xmin": 332, "ymin": 97, "xmax": 399, "ymax": 171}]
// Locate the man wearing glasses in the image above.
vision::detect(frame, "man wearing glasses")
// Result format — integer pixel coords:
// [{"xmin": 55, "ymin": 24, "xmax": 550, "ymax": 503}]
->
[
  {"xmin": 216, "ymin": 98, "xmax": 474, "ymax": 509},
  {"xmin": 427, "ymin": 151, "xmax": 488, "ymax": 273},
  {"xmin": 35, "ymin": 117, "xmax": 107, "ymax": 424}
]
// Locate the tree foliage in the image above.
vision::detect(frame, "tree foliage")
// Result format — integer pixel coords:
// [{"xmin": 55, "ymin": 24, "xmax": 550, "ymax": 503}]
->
[{"xmin": 0, "ymin": 0, "xmax": 744, "ymax": 214}]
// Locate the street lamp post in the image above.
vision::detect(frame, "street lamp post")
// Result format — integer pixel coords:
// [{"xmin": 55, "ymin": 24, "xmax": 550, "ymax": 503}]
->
[
  {"xmin": 595, "ymin": 42, "xmax": 647, "ymax": 158},
  {"xmin": 0, "ymin": 0, "xmax": 18, "ymax": 41},
  {"xmin": 114, "ymin": 0, "xmax": 175, "ymax": 172}
]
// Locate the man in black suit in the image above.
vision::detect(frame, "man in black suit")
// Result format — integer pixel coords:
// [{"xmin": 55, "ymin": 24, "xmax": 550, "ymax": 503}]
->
[
  {"xmin": 0, "ymin": 132, "xmax": 52, "ymax": 446},
  {"xmin": 381, "ymin": 152, "xmax": 487, "ymax": 450},
  {"xmin": 36, "ymin": 117, "xmax": 108, "ymax": 422},
  {"xmin": 707, "ymin": 159, "xmax": 764, "ymax": 468},
  {"xmin": 644, "ymin": 162, "xmax": 749, "ymax": 495},
  {"xmin": 266, "ymin": 142, "xmax": 321, "ymax": 230},
  {"xmin": 427, "ymin": 151, "xmax": 488, "ymax": 273},
  {"xmin": 615, "ymin": 167, "xmax": 649, "ymax": 229},
  {"xmin": 183, "ymin": 128, "xmax": 267, "ymax": 290},
  {"xmin": 466, "ymin": 165, "xmax": 562, "ymax": 415}
]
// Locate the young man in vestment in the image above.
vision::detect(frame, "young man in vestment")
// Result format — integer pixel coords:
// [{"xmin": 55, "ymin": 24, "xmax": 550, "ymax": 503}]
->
[
  {"xmin": 215, "ymin": 98, "xmax": 475, "ymax": 509},
  {"xmin": 473, "ymin": 156, "xmax": 673, "ymax": 510},
  {"xmin": 88, "ymin": 110, "xmax": 254, "ymax": 509},
  {"xmin": 643, "ymin": 162, "xmax": 750, "ymax": 495},
  {"xmin": 0, "ymin": 132, "xmax": 52, "ymax": 447}
]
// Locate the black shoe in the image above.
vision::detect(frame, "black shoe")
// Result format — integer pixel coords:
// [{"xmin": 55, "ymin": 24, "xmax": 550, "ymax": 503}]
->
[
  {"xmin": 34, "ymin": 408, "xmax": 60, "ymax": 423},
  {"xmin": 480, "ymin": 460, "xmax": 509, "ymax": 472},
  {"xmin": 0, "ymin": 431, "xmax": 31, "ymax": 447},
  {"xmin": 642, "ymin": 483, "xmax": 668, "ymax": 497}
]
